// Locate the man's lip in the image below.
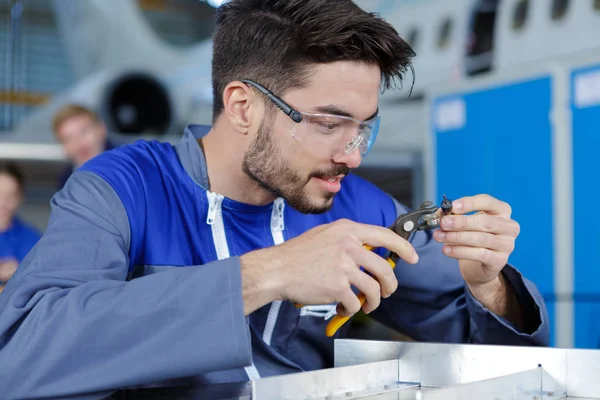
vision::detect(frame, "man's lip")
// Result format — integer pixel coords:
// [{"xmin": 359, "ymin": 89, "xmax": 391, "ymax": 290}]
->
[{"xmin": 316, "ymin": 175, "xmax": 345, "ymax": 180}]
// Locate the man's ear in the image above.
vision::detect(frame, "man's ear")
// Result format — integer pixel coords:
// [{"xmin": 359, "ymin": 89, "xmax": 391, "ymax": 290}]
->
[{"xmin": 222, "ymin": 81, "xmax": 258, "ymax": 134}]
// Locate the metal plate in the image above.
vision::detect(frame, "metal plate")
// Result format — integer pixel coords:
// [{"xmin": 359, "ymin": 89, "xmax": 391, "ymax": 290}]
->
[
  {"xmin": 334, "ymin": 340, "xmax": 600, "ymax": 398},
  {"xmin": 252, "ymin": 359, "xmax": 400, "ymax": 400},
  {"xmin": 111, "ymin": 340, "xmax": 600, "ymax": 399}
]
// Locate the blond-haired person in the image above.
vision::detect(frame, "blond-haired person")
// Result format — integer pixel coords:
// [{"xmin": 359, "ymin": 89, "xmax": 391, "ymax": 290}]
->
[{"xmin": 52, "ymin": 104, "xmax": 116, "ymax": 189}]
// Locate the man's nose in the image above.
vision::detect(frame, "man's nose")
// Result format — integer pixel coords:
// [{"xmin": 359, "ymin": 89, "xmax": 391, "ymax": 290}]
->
[{"xmin": 331, "ymin": 147, "xmax": 362, "ymax": 169}]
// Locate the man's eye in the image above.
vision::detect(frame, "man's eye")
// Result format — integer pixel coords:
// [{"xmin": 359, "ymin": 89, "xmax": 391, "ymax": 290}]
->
[{"xmin": 318, "ymin": 122, "xmax": 339, "ymax": 132}]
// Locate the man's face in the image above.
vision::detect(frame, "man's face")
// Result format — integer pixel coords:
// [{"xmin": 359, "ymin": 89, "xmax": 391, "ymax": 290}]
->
[
  {"xmin": 0, "ymin": 173, "xmax": 22, "ymax": 225},
  {"xmin": 242, "ymin": 61, "xmax": 380, "ymax": 214},
  {"xmin": 56, "ymin": 114, "xmax": 107, "ymax": 166}
]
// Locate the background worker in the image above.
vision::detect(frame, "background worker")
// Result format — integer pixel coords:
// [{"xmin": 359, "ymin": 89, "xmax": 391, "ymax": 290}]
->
[
  {"xmin": 52, "ymin": 104, "xmax": 116, "ymax": 189},
  {"xmin": 0, "ymin": 162, "xmax": 41, "ymax": 292}
]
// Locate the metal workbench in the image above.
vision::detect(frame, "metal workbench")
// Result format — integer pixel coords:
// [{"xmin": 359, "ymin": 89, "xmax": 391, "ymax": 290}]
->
[{"xmin": 114, "ymin": 340, "xmax": 600, "ymax": 399}]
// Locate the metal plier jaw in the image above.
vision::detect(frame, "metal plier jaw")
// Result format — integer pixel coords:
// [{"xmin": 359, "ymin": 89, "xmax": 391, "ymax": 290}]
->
[
  {"xmin": 390, "ymin": 201, "xmax": 441, "ymax": 240},
  {"xmin": 386, "ymin": 201, "xmax": 441, "ymax": 264}
]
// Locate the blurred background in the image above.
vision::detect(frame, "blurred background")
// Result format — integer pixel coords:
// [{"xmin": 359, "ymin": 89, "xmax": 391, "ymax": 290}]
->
[{"xmin": 0, "ymin": 0, "xmax": 599, "ymax": 350}]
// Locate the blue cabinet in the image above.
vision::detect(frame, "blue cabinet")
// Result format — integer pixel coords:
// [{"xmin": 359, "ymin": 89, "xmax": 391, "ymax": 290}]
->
[
  {"xmin": 571, "ymin": 64, "xmax": 600, "ymax": 349},
  {"xmin": 432, "ymin": 76, "xmax": 556, "ymax": 345}
]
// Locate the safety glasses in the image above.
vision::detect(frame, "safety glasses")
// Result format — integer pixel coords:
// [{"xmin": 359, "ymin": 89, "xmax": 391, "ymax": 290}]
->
[{"xmin": 241, "ymin": 79, "xmax": 380, "ymax": 159}]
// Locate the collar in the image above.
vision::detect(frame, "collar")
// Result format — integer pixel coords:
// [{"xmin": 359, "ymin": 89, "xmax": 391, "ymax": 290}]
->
[
  {"xmin": 174, "ymin": 124, "xmax": 212, "ymax": 190},
  {"xmin": 173, "ymin": 124, "xmax": 280, "ymax": 213}
]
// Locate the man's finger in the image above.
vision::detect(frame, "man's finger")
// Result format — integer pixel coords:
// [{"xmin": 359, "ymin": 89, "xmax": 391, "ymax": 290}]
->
[
  {"xmin": 451, "ymin": 194, "xmax": 512, "ymax": 217},
  {"xmin": 349, "ymin": 268, "xmax": 381, "ymax": 314},
  {"xmin": 351, "ymin": 222, "xmax": 418, "ymax": 264},
  {"xmin": 440, "ymin": 213, "xmax": 520, "ymax": 236},
  {"xmin": 442, "ymin": 245, "xmax": 508, "ymax": 268},
  {"xmin": 335, "ymin": 287, "xmax": 363, "ymax": 317},
  {"xmin": 434, "ymin": 230, "xmax": 515, "ymax": 254},
  {"xmin": 349, "ymin": 246, "xmax": 398, "ymax": 297}
]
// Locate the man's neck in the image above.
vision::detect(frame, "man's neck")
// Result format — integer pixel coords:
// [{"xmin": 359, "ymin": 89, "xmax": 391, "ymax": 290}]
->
[
  {"xmin": 0, "ymin": 217, "xmax": 12, "ymax": 232},
  {"xmin": 200, "ymin": 128, "xmax": 276, "ymax": 206}
]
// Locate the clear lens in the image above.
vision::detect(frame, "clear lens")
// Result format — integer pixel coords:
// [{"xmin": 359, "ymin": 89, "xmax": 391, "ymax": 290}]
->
[{"xmin": 289, "ymin": 112, "xmax": 380, "ymax": 158}]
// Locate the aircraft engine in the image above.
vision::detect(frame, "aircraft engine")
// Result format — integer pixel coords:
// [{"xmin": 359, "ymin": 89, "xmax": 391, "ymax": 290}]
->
[{"xmin": 101, "ymin": 72, "xmax": 174, "ymax": 137}]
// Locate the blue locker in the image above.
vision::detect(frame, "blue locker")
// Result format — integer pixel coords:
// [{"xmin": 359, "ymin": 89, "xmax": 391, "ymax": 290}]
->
[
  {"xmin": 571, "ymin": 64, "xmax": 600, "ymax": 349},
  {"xmin": 432, "ymin": 76, "xmax": 556, "ymax": 345}
]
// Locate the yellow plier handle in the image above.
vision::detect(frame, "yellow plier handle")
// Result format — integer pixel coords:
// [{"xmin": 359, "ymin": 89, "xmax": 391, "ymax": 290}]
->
[{"xmin": 324, "ymin": 245, "xmax": 396, "ymax": 337}]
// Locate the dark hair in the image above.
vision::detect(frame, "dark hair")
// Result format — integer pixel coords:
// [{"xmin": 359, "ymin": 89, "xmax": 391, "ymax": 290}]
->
[
  {"xmin": 0, "ymin": 162, "xmax": 25, "ymax": 193},
  {"xmin": 211, "ymin": 0, "xmax": 415, "ymax": 122}
]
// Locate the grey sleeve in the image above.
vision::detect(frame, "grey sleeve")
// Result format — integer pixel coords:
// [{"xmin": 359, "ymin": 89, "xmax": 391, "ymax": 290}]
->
[{"xmin": 0, "ymin": 171, "xmax": 252, "ymax": 399}]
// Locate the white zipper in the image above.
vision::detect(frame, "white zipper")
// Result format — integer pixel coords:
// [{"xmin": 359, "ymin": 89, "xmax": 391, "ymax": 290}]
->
[
  {"xmin": 262, "ymin": 198, "xmax": 285, "ymax": 346},
  {"xmin": 270, "ymin": 197, "xmax": 285, "ymax": 232},
  {"xmin": 206, "ymin": 191, "xmax": 222, "ymax": 226},
  {"xmin": 206, "ymin": 191, "xmax": 261, "ymax": 381}
]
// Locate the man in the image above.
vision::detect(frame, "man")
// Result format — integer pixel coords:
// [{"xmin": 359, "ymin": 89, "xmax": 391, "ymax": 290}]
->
[
  {"xmin": 52, "ymin": 104, "xmax": 115, "ymax": 189},
  {"xmin": 0, "ymin": 162, "xmax": 41, "ymax": 293},
  {"xmin": 0, "ymin": 0, "xmax": 549, "ymax": 398}
]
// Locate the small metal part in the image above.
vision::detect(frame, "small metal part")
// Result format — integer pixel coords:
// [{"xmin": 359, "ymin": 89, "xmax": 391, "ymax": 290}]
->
[
  {"xmin": 441, "ymin": 194, "xmax": 453, "ymax": 215},
  {"xmin": 422, "ymin": 213, "xmax": 440, "ymax": 226},
  {"xmin": 419, "ymin": 201, "xmax": 434, "ymax": 209},
  {"xmin": 403, "ymin": 220, "xmax": 415, "ymax": 232}
]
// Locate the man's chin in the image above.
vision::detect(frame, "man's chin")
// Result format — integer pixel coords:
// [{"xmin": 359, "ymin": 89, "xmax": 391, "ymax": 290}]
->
[{"xmin": 289, "ymin": 193, "xmax": 336, "ymax": 214}]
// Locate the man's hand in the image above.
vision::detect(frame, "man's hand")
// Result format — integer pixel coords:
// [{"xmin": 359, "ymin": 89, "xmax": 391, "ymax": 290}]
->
[
  {"xmin": 0, "ymin": 258, "xmax": 18, "ymax": 282},
  {"xmin": 433, "ymin": 194, "xmax": 524, "ymax": 325},
  {"xmin": 0, "ymin": 258, "xmax": 19, "ymax": 294},
  {"xmin": 239, "ymin": 219, "xmax": 418, "ymax": 317}
]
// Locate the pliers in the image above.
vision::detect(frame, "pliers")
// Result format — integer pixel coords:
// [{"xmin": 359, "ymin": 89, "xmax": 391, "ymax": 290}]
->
[{"xmin": 324, "ymin": 200, "xmax": 442, "ymax": 337}]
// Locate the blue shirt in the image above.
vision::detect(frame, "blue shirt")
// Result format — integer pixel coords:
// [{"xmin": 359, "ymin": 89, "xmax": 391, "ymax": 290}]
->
[
  {"xmin": 0, "ymin": 216, "xmax": 41, "ymax": 264},
  {"xmin": 0, "ymin": 125, "xmax": 550, "ymax": 399}
]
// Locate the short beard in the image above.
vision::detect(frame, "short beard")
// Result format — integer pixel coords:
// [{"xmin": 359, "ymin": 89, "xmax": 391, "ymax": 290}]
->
[{"xmin": 241, "ymin": 116, "xmax": 348, "ymax": 214}]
